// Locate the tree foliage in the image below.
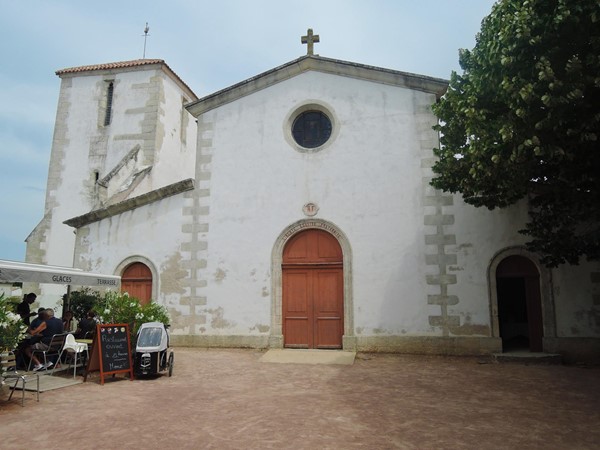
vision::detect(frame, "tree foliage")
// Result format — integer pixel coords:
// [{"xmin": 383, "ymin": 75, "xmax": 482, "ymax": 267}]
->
[
  {"xmin": 65, "ymin": 288, "xmax": 101, "ymax": 321},
  {"xmin": 432, "ymin": 0, "xmax": 600, "ymax": 266}
]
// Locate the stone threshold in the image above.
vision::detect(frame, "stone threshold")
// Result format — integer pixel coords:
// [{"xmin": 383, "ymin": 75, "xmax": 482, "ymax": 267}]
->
[
  {"xmin": 492, "ymin": 351, "xmax": 562, "ymax": 365},
  {"xmin": 260, "ymin": 349, "xmax": 356, "ymax": 365}
]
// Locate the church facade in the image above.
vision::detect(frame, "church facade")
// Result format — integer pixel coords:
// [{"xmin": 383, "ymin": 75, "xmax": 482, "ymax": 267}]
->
[{"xmin": 26, "ymin": 51, "xmax": 600, "ymax": 362}]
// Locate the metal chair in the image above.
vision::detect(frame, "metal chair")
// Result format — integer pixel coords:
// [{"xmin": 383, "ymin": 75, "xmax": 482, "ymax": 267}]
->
[
  {"xmin": 27, "ymin": 332, "xmax": 68, "ymax": 373},
  {"xmin": 83, "ymin": 330, "xmax": 95, "ymax": 339},
  {"xmin": 1, "ymin": 351, "xmax": 39, "ymax": 406}
]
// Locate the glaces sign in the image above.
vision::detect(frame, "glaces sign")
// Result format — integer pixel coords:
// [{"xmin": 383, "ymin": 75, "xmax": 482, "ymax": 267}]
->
[
  {"xmin": 0, "ymin": 260, "xmax": 121, "ymax": 287},
  {"xmin": 52, "ymin": 275, "xmax": 72, "ymax": 283}
]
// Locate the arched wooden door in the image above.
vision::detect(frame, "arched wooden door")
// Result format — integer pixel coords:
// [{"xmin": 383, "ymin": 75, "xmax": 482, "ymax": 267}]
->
[
  {"xmin": 282, "ymin": 229, "xmax": 343, "ymax": 349},
  {"xmin": 121, "ymin": 262, "xmax": 152, "ymax": 305},
  {"xmin": 496, "ymin": 255, "xmax": 543, "ymax": 352}
]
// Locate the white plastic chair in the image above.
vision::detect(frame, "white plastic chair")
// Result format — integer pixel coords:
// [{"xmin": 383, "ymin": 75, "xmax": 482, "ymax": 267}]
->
[{"xmin": 56, "ymin": 334, "xmax": 88, "ymax": 378}]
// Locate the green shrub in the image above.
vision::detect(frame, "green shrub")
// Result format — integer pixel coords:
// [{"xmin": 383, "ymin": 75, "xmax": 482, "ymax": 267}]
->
[
  {"xmin": 0, "ymin": 293, "xmax": 27, "ymax": 352},
  {"xmin": 93, "ymin": 291, "xmax": 170, "ymax": 346}
]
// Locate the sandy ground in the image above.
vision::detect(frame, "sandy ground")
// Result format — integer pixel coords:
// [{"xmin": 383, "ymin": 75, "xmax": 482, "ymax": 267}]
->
[{"xmin": 1, "ymin": 348, "xmax": 599, "ymax": 450}]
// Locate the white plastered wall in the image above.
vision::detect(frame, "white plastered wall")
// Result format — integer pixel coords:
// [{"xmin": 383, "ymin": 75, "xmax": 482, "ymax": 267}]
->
[
  {"xmin": 198, "ymin": 71, "xmax": 452, "ymax": 336},
  {"xmin": 31, "ymin": 67, "xmax": 196, "ymax": 306}
]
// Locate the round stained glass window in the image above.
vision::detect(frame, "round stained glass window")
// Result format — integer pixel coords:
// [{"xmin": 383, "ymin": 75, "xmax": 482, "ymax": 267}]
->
[{"xmin": 291, "ymin": 111, "xmax": 332, "ymax": 148}]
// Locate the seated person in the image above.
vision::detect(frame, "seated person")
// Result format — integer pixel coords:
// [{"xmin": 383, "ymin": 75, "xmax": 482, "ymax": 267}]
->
[
  {"xmin": 13, "ymin": 308, "xmax": 46, "ymax": 369},
  {"xmin": 29, "ymin": 307, "xmax": 46, "ymax": 331},
  {"xmin": 75, "ymin": 310, "xmax": 97, "ymax": 339},
  {"xmin": 62, "ymin": 310, "xmax": 77, "ymax": 333},
  {"xmin": 24, "ymin": 308, "xmax": 64, "ymax": 371}
]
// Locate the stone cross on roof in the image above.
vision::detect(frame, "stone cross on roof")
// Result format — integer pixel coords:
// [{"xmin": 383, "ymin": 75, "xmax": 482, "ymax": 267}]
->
[{"xmin": 301, "ymin": 28, "xmax": 320, "ymax": 56}]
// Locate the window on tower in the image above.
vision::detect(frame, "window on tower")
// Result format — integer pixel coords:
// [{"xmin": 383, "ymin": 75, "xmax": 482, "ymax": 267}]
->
[{"xmin": 104, "ymin": 81, "xmax": 114, "ymax": 126}]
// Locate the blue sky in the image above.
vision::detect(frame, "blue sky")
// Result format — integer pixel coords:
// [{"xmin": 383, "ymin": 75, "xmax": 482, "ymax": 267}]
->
[{"xmin": 0, "ymin": 0, "xmax": 496, "ymax": 262}]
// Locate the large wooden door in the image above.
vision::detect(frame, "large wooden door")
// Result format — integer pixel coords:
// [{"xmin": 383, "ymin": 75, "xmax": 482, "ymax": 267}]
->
[
  {"xmin": 282, "ymin": 229, "xmax": 343, "ymax": 349},
  {"xmin": 121, "ymin": 262, "xmax": 152, "ymax": 305}
]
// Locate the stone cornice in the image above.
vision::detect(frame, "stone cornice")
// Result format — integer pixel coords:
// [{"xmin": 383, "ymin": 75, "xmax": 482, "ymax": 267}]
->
[
  {"xmin": 186, "ymin": 55, "xmax": 449, "ymax": 117},
  {"xmin": 63, "ymin": 178, "xmax": 195, "ymax": 229}
]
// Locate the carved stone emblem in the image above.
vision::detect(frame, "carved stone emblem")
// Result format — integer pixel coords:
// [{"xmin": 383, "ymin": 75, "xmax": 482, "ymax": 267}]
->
[{"xmin": 302, "ymin": 202, "xmax": 319, "ymax": 217}]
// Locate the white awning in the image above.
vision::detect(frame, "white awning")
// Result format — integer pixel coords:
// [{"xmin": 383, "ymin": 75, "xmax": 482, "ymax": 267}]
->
[{"xmin": 0, "ymin": 259, "xmax": 120, "ymax": 287}]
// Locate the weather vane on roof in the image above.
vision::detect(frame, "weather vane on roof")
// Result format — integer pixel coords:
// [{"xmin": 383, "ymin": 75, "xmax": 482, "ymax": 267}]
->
[{"xmin": 142, "ymin": 22, "xmax": 150, "ymax": 59}]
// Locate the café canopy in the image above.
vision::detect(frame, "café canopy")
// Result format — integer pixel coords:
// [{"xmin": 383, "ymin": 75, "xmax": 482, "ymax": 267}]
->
[{"xmin": 0, "ymin": 259, "xmax": 120, "ymax": 287}]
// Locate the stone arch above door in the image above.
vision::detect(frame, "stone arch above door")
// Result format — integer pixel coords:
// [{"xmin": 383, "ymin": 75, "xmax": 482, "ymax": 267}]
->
[
  {"xmin": 488, "ymin": 247, "xmax": 556, "ymax": 344},
  {"xmin": 115, "ymin": 256, "xmax": 158, "ymax": 306},
  {"xmin": 271, "ymin": 219, "xmax": 355, "ymax": 350}
]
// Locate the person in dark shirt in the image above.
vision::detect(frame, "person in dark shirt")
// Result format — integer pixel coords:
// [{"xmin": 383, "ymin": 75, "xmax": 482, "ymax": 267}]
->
[
  {"xmin": 29, "ymin": 308, "xmax": 46, "ymax": 331},
  {"xmin": 16, "ymin": 293, "xmax": 37, "ymax": 326},
  {"xmin": 24, "ymin": 308, "xmax": 64, "ymax": 371},
  {"xmin": 75, "ymin": 310, "xmax": 97, "ymax": 338}
]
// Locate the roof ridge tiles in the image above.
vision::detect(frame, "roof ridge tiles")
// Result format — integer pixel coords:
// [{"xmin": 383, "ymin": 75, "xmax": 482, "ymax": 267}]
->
[
  {"xmin": 55, "ymin": 58, "xmax": 165, "ymax": 75},
  {"xmin": 55, "ymin": 58, "xmax": 197, "ymax": 100}
]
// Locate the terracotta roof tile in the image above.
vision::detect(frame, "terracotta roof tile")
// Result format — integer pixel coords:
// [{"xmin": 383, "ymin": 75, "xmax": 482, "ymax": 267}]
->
[
  {"xmin": 55, "ymin": 59, "xmax": 197, "ymax": 100},
  {"xmin": 55, "ymin": 59, "xmax": 165, "ymax": 75}
]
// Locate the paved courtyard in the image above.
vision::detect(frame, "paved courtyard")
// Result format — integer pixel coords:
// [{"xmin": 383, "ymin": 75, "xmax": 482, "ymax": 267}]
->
[{"xmin": 1, "ymin": 348, "xmax": 599, "ymax": 449}]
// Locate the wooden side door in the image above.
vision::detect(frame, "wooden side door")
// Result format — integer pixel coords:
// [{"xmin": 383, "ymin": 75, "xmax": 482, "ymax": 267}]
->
[
  {"xmin": 282, "ymin": 229, "xmax": 343, "ymax": 349},
  {"xmin": 121, "ymin": 262, "xmax": 153, "ymax": 305}
]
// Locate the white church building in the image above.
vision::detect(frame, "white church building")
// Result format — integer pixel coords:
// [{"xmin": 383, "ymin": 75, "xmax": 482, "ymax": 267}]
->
[{"xmin": 25, "ymin": 37, "xmax": 600, "ymax": 362}]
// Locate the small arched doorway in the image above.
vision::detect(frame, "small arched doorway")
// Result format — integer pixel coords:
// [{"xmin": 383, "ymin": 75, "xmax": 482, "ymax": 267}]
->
[
  {"xmin": 121, "ymin": 262, "xmax": 153, "ymax": 305},
  {"xmin": 496, "ymin": 255, "xmax": 543, "ymax": 352},
  {"xmin": 282, "ymin": 229, "xmax": 343, "ymax": 349}
]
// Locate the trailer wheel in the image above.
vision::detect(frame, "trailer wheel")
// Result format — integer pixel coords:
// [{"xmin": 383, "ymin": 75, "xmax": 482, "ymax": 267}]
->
[{"xmin": 168, "ymin": 352, "xmax": 174, "ymax": 377}]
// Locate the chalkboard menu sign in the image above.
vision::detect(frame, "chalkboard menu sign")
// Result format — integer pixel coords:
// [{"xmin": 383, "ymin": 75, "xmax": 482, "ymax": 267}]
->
[
  {"xmin": 100, "ymin": 325, "xmax": 131, "ymax": 372},
  {"xmin": 85, "ymin": 323, "xmax": 134, "ymax": 384}
]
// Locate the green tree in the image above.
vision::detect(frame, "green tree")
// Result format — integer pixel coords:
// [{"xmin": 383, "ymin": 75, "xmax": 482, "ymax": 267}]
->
[
  {"xmin": 432, "ymin": 0, "xmax": 600, "ymax": 266},
  {"xmin": 65, "ymin": 288, "xmax": 101, "ymax": 322}
]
